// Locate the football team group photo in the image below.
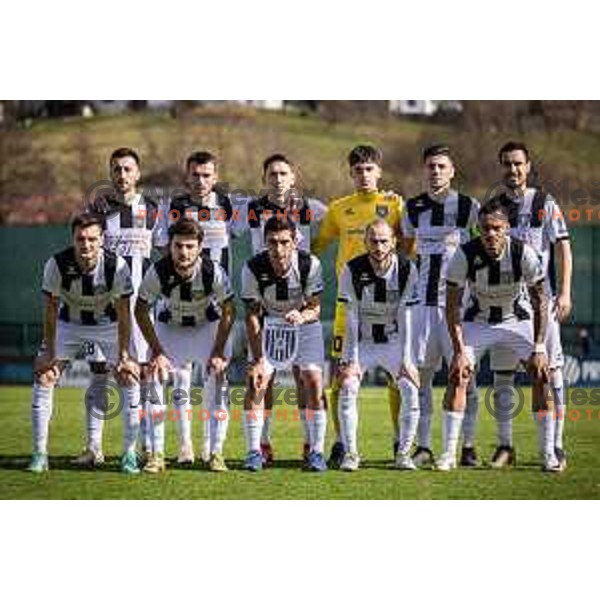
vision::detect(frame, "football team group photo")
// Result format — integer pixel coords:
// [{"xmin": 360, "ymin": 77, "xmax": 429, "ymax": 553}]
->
[{"xmin": 2, "ymin": 100, "xmax": 598, "ymax": 500}]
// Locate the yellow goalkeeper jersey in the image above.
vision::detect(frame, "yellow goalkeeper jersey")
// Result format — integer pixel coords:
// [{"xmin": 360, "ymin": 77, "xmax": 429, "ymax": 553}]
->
[{"xmin": 312, "ymin": 190, "xmax": 404, "ymax": 277}]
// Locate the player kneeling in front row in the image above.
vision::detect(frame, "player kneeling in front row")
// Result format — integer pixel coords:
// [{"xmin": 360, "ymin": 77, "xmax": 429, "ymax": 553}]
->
[
  {"xmin": 135, "ymin": 219, "xmax": 235, "ymax": 473},
  {"xmin": 241, "ymin": 216, "xmax": 327, "ymax": 472},
  {"xmin": 336, "ymin": 220, "xmax": 420, "ymax": 471},
  {"xmin": 441, "ymin": 200, "xmax": 558, "ymax": 472},
  {"xmin": 29, "ymin": 213, "xmax": 140, "ymax": 473}
]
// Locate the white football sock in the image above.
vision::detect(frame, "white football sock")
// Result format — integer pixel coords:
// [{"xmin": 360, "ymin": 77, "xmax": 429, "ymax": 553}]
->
[
  {"xmin": 122, "ymin": 384, "xmax": 141, "ymax": 454},
  {"xmin": 417, "ymin": 368, "xmax": 434, "ymax": 449},
  {"xmin": 397, "ymin": 376, "xmax": 419, "ymax": 455},
  {"xmin": 462, "ymin": 377, "xmax": 479, "ymax": 448},
  {"xmin": 338, "ymin": 376, "xmax": 360, "ymax": 454},
  {"xmin": 244, "ymin": 409, "xmax": 264, "ymax": 453},
  {"xmin": 534, "ymin": 408, "xmax": 556, "ymax": 461},
  {"xmin": 442, "ymin": 410, "xmax": 464, "ymax": 459},
  {"xmin": 494, "ymin": 372, "xmax": 515, "ymax": 447},
  {"xmin": 173, "ymin": 367, "xmax": 192, "ymax": 448},
  {"xmin": 551, "ymin": 369, "xmax": 565, "ymax": 450},
  {"xmin": 32, "ymin": 383, "xmax": 54, "ymax": 454},
  {"xmin": 149, "ymin": 379, "xmax": 165, "ymax": 454},
  {"xmin": 308, "ymin": 408, "xmax": 327, "ymax": 454},
  {"xmin": 205, "ymin": 374, "xmax": 229, "ymax": 454},
  {"xmin": 85, "ymin": 372, "xmax": 108, "ymax": 454}
]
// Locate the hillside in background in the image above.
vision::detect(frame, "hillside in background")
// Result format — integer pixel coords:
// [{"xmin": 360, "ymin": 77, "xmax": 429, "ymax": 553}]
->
[{"xmin": 2, "ymin": 104, "xmax": 600, "ymax": 224}]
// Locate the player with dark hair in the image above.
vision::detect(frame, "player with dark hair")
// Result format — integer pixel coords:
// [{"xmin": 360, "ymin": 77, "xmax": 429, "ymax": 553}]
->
[
  {"xmin": 239, "ymin": 153, "xmax": 327, "ymax": 466},
  {"xmin": 441, "ymin": 200, "xmax": 558, "ymax": 471},
  {"xmin": 29, "ymin": 212, "xmax": 140, "ymax": 473},
  {"xmin": 135, "ymin": 219, "xmax": 235, "ymax": 472},
  {"xmin": 157, "ymin": 150, "xmax": 237, "ymax": 465},
  {"xmin": 402, "ymin": 144, "xmax": 482, "ymax": 468},
  {"xmin": 313, "ymin": 144, "xmax": 405, "ymax": 467},
  {"xmin": 241, "ymin": 216, "xmax": 327, "ymax": 472},
  {"xmin": 486, "ymin": 141, "xmax": 572, "ymax": 470},
  {"xmin": 84, "ymin": 147, "xmax": 165, "ymax": 469}
]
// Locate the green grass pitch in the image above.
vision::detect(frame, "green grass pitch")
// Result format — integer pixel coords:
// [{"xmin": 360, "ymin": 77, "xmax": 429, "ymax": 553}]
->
[{"xmin": 1, "ymin": 385, "xmax": 599, "ymax": 499}]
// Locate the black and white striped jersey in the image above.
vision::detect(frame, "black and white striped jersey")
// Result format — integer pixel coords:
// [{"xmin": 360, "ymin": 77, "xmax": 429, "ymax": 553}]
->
[
  {"xmin": 446, "ymin": 236, "xmax": 544, "ymax": 324},
  {"xmin": 493, "ymin": 188, "xmax": 569, "ymax": 296},
  {"xmin": 92, "ymin": 193, "xmax": 163, "ymax": 292},
  {"xmin": 42, "ymin": 248, "xmax": 133, "ymax": 326},
  {"xmin": 402, "ymin": 190, "xmax": 479, "ymax": 307},
  {"xmin": 338, "ymin": 253, "xmax": 418, "ymax": 354},
  {"xmin": 241, "ymin": 250, "xmax": 323, "ymax": 317},
  {"xmin": 241, "ymin": 195, "xmax": 328, "ymax": 254},
  {"xmin": 159, "ymin": 191, "xmax": 235, "ymax": 275},
  {"xmin": 138, "ymin": 256, "xmax": 233, "ymax": 328}
]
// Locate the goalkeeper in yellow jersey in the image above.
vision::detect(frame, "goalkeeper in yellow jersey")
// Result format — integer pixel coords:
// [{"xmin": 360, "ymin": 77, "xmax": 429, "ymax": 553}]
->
[{"xmin": 312, "ymin": 145, "xmax": 407, "ymax": 466}]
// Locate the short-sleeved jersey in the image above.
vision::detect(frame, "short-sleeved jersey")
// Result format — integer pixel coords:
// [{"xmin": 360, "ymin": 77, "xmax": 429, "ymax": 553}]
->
[
  {"xmin": 446, "ymin": 236, "xmax": 544, "ymax": 324},
  {"xmin": 138, "ymin": 255, "xmax": 233, "ymax": 328},
  {"xmin": 239, "ymin": 195, "xmax": 328, "ymax": 254},
  {"xmin": 337, "ymin": 253, "xmax": 418, "ymax": 360},
  {"xmin": 241, "ymin": 250, "xmax": 323, "ymax": 318},
  {"xmin": 92, "ymin": 193, "xmax": 163, "ymax": 292},
  {"xmin": 158, "ymin": 191, "xmax": 235, "ymax": 275},
  {"xmin": 494, "ymin": 188, "xmax": 570, "ymax": 295},
  {"xmin": 402, "ymin": 190, "xmax": 479, "ymax": 307},
  {"xmin": 42, "ymin": 247, "xmax": 133, "ymax": 326},
  {"xmin": 312, "ymin": 190, "xmax": 404, "ymax": 278}
]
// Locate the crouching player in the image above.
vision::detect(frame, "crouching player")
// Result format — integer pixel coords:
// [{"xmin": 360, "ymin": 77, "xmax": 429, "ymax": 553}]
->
[
  {"xmin": 336, "ymin": 220, "xmax": 420, "ymax": 471},
  {"xmin": 241, "ymin": 216, "xmax": 327, "ymax": 472},
  {"xmin": 135, "ymin": 219, "xmax": 235, "ymax": 472},
  {"xmin": 29, "ymin": 212, "xmax": 140, "ymax": 473},
  {"xmin": 441, "ymin": 200, "xmax": 558, "ymax": 471}
]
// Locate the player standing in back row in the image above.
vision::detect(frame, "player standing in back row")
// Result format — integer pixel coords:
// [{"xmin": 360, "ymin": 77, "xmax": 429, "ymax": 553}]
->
[
  {"xmin": 312, "ymin": 145, "xmax": 405, "ymax": 466},
  {"xmin": 401, "ymin": 145, "xmax": 481, "ymax": 467},
  {"xmin": 241, "ymin": 217, "xmax": 327, "ymax": 472},
  {"xmin": 84, "ymin": 148, "xmax": 164, "ymax": 468},
  {"xmin": 487, "ymin": 141, "xmax": 572, "ymax": 470},
  {"xmin": 158, "ymin": 151, "xmax": 237, "ymax": 465},
  {"xmin": 241, "ymin": 153, "xmax": 327, "ymax": 465}
]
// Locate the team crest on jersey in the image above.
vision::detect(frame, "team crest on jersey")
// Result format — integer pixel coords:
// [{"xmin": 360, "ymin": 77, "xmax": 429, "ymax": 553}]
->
[
  {"xmin": 95, "ymin": 285, "xmax": 108, "ymax": 295},
  {"xmin": 345, "ymin": 207, "xmax": 355, "ymax": 215},
  {"xmin": 376, "ymin": 205, "xmax": 389, "ymax": 218}
]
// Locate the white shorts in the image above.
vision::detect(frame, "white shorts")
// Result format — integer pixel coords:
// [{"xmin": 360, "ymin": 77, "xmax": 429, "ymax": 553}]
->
[
  {"xmin": 357, "ymin": 338, "xmax": 406, "ymax": 378},
  {"xmin": 463, "ymin": 320, "xmax": 533, "ymax": 370},
  {"xmin": 413, "ymin": 305, "xmax": 452, "ymax": 370},
  {"xmin": 156, "ymin": 320, "xmax": 220, "ymax": 371},
  {"xmin": 56, "ymin": 322, "xmax": 120, "ymax": 365},
  {"xmin": 263, "ymin": 320, "xmax": 324, "ymax": 375},
  {"xmin": 489, "ymin": 302, "xmax": 563, "ymax": 371},
  {"xmin": 85, "ymin": 295, "xmax": 150, "ymax": 364}
]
